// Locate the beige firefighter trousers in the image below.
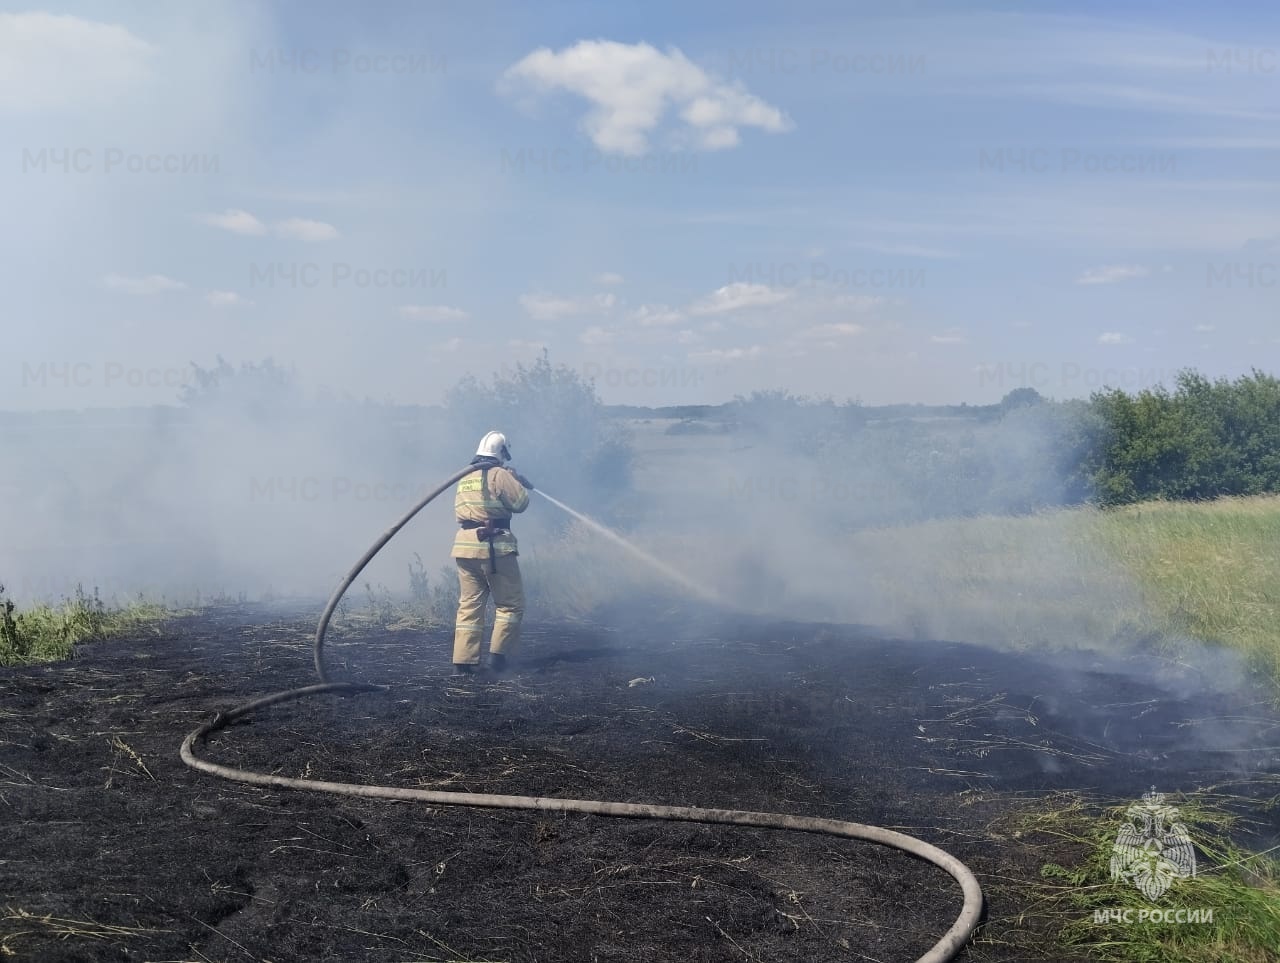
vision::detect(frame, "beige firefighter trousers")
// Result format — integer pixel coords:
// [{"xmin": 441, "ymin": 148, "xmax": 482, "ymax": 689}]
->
[{"xmin": 452, "ymin": 553, "xmax": 524, "ymax": 665}]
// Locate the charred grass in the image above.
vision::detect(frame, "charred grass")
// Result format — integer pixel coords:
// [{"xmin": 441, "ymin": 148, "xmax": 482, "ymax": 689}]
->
[{"xmin": 2, "ymin": 603, "xmax": 1280, "ymax": 961}]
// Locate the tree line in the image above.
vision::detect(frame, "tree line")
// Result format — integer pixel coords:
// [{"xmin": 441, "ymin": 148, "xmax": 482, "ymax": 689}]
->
[
  {"xmin": 176, "ymin": 358, "xmax": 1279, "ymax": 513},
  {"xmin": 720, "ymin": 369, "xmax": 1280, "ymax": 512},
  {"xmin": 1077, "ymin": 369, "xmax": 1280, "ymax": 505}
]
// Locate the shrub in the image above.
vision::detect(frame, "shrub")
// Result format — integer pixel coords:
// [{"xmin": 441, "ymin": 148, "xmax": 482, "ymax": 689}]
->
[
  {"xmin": 443, "ymin": 351, "xmax": 634, "ymax": 515},
  {"xmin": 1083, "ymin": 369, "xmax": 1280, "ymax": 505}
]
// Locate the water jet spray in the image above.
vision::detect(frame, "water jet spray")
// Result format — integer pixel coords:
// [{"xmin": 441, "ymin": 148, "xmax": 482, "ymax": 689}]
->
[{"xmin": 533, "ymin": 489, "xmax": 729, "ymax": 608}]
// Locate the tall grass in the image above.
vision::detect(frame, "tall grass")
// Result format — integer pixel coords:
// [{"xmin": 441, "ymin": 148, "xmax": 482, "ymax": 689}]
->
[
  {"xmin": 809, "ymin": 495, "xmax": 1279, "ymax": 683},
  {"xmin": 0, "ymin": 584, "xmax": 168, "ymax": 666},
  {"xmin": 1091, "ymin": 496, "xmax": 1280, "ymax": 681},
  {"xmin": 843, "ymin": 505, "xmax": 1158, "ymax": 652}
]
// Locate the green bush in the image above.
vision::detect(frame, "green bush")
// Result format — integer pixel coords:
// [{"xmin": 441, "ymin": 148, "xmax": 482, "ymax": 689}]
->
[{"xmin": 1084, "ymin": 370, "xmax": 1280, "ymax": 505}]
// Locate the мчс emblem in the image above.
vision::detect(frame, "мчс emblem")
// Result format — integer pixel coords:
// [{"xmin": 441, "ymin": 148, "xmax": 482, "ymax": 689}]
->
[{"xmin": 1109, "ymin": 787, "xmax": 1197, "ymax": 901}]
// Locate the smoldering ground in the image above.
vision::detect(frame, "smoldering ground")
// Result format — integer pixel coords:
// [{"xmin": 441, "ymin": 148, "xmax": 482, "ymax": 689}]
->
[{"xmin": 3, "ymin": 599, "xmax": 1278, "ymax": 963}]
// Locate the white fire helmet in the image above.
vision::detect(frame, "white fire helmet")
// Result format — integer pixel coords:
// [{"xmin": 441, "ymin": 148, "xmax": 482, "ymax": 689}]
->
[{"xmin": 476, "ymin": 430, "xmax": 512, "ymax": 462}]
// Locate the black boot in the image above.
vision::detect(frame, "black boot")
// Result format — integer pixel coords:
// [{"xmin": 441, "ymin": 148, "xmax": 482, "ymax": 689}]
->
[
  {"xmin": 452, "ymin": 663, "xmax": 475, "ymax": 676},
  {"xmin": 489, "ymin": 652, "xmax": 507, "ymax": 673}
]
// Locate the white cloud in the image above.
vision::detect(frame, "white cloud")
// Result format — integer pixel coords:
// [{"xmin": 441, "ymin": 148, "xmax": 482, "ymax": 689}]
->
[
  {"xmin": 831, "ymin": 294, "xmax": 889, "ymax": 312},
  {"xmin": 1023, "ymin": 81, "xmax": 1275, "ymax": 123},
  {"xmin": 0, "ymin": 12, "xmax": 152, "ymax": 112},
  {"xmin": 1098, "ymin": 332, "xmax": 1135, "ymax": 344},
  {"xmin": 1193, "ymin": 323, "xmax": 1215, "ymax": 332},
  {"xmin": 802, "ymin": 322, "xmax": 866, "ymax": 338},
  {"xmin": 851, "ymin": 240, "xmax": 961, "ymax": 259},
  {"xmin": 520, "ymin": 293, "xmax": 580, "ymax": 321},
  {"xmin": 274, "ymin": 218, "xmax": 340, "ymax": 242},
  {"xmin": 503, "ymin": 40, "xmax": 790, "ymax": 155},
  {"xmin": 200, "ymin": 209, "xmax": 268, "ymax": 236},
  {"xmin": 507, "ymin": 339, "xmax": 547, "ymax": 353},
  {"xmin": 688, "ymin": 282, "xmax": 791, "ymax": 316},
  {"xmin": 206, "ymin": 290, "xmax": 251, "ymax": 307},
  {"xmin": 689, "ymin": 345, "xmax": 763, "ymax": 362},
  {"xmin": 103, "ymin": 273, "xmax": 186, "ymax": 295},
  {"xmin": 399, "ymin": 304, "xmax": 468, "ymax": 322},
  {"xmin": 930, "ymin": 331, "xmax": 967, "ymax": 345},
  {"xmin": 199, "ymin": 210, "xmax": 341, "ymax": 241},
  {"xmin": 630, "ymin": 304, "xmax": 684, "ymax": 326},
  {"xmin": 1076, "ymin": 264, "xmax": 1150, "ymax": 285},
  {"xmin": 596, "ymin": 272, "xmax": 625, "ymax": 285},
  {"xmin": 580, "ymin": 325, "xmax": 613, "ymax": 345},
  {"xmin": 1154, "ymin": 137, "xmax": 1280, "ymax": 150},
  {"xmin": 518, "ymin": 291, "xmax": 615, "ymax": 321},
  {"xmin": 637, "ymin": 325, "xmax": 702, "ymax": 347}
]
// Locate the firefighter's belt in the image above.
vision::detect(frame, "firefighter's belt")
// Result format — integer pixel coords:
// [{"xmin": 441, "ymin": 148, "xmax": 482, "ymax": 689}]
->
[
  {"xmin": 458, "ymin": 518, "xmax": 510, "ymax": 574},
  {"xmin": 458, "ymin": 518, "xmax": 512, "ymax": 533}
]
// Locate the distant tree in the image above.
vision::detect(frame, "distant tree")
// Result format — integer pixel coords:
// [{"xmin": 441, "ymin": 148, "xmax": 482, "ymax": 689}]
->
[
  {"xmin": 443, "ymin": 351, "xmax": 633, "ymax": 512},
  {"xmin": 1080, "ymin": 369, "xmax": 1280, "ymax": 504},
  {"xmin": 726, "ymin": 390, "xmax": 863, "ymax": 450},
  {"xmin": 180, "ymin": 357, "xmax": 304, "ymax": 420},
  {"xmin": 1000, "ymin": 387, "xmax": 1045, "ymax": 410}
]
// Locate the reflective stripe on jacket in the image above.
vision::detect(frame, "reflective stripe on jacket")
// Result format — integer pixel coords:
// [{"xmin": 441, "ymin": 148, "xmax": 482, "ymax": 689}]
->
[{"xmin": 452, "ymin": 465, "xmax": 530, "ymax": 559}]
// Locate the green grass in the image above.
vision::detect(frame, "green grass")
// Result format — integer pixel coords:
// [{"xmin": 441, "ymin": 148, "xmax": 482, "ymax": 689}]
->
[
  {"xmin": 834, "ymin": 494, "xmax": 1280, "ymax": 685},
  {"xmin": 1091, "ymin": 496, "xmax": 1280, "ymax": 682},
  {"xmin": 0, "ymin": 583, "xmax": 170, "ymax": 666},
  {"xmin": 843, "ymin": 506, "xmax": 1158, "ymax": 652},
  {"xmin": 984, "ymin": 789, "xmax": 1280, "ymax": 963}
]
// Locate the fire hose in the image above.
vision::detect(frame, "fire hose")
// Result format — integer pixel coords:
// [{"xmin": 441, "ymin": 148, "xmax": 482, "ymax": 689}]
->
[{"xmin": 179, "ymin": 465, "xmax": 985, "ymax": 962}]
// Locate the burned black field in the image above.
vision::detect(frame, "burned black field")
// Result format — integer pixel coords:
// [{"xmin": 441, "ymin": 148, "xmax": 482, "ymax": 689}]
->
[{"xmin": 3, "ymin": 604, "xmax": 1279, "ymax": 962}]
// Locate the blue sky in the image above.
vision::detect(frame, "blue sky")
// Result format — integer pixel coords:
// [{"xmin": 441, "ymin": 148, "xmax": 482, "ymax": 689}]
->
[{"xmin": 3, "ymin": 0, "xmax": 1278, "ymax": 408}]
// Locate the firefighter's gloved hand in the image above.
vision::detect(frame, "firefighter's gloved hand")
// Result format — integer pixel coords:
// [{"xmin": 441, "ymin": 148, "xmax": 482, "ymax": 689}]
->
[{"xmin": 513, "ymin": 472, "xmax": 535, "ymax": 491}]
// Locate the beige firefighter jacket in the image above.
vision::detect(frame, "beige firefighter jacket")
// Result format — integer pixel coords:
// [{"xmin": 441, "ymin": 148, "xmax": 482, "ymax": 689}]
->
[{"xmin": 451, "ymin": 463, "xmax": 530, "ymax": 559}]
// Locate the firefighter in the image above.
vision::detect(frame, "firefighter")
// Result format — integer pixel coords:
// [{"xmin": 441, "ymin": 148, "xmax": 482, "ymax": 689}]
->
[{"xmin": 451, "ymin": 430, "xmax": 534, "ymax": 675}]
